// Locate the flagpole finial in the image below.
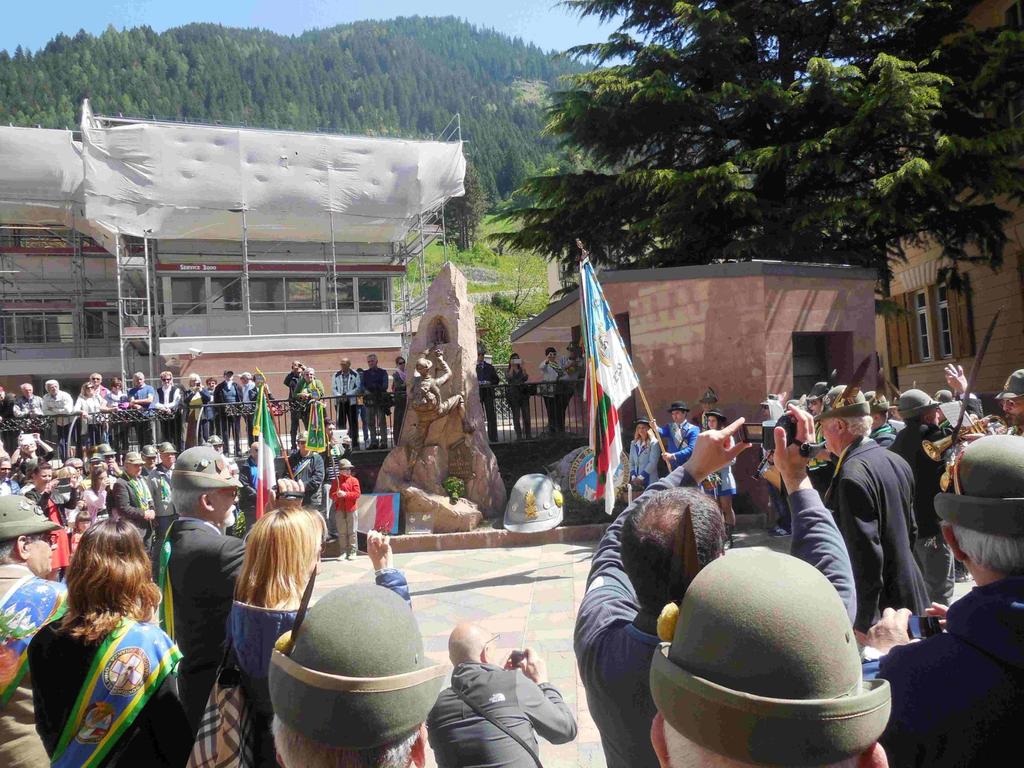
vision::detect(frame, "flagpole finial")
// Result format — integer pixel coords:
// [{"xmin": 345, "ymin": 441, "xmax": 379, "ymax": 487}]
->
[{"xmin": 575, "ymin": 239, "xmax": 589, "ymax": 264}]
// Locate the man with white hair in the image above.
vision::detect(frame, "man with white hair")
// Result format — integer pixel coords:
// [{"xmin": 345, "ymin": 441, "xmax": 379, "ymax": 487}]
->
[
  {"xmin": 865, "ymin": 434, "xmax": 1024, "ymax": 767},
  {"xmin": 40, "ymin": 380, "xmax": 74, "ymax": 460},
  {"xmin": 817, "ymin": 385, "xmax": 928, "ymax": 632}
]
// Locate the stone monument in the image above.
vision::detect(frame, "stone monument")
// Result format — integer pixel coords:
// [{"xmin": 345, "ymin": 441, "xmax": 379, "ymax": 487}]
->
[{"xmin": 375, "ymin": 263, "xmax": 507, "ymax": 532}]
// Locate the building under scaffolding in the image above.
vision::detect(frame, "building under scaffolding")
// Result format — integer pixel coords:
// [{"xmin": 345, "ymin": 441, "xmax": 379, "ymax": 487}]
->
[{"xmin": 0, "ymin": 101, "xmax": 464, "ymax": 384}]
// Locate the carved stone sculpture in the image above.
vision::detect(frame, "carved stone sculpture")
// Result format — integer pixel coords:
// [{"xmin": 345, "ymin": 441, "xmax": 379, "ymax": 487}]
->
[{"xmin": 375, "ymin": 263, "xmax": 507, "ymax": 528}]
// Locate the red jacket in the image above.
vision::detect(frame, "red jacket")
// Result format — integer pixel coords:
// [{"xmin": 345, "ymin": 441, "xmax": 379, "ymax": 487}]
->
[{"xmin": 330, "ymin": 475, "xmax": 361, "ymax": 513}]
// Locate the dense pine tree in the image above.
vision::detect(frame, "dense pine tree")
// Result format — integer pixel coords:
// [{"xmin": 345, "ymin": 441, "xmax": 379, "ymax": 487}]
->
[
  {"xmin": 502, "ymin": 1, "xmax": 1024, "ymax": 278},
  {"xmin": 0, "ymin": 17, "xmax": 579, "ymax": 201}
]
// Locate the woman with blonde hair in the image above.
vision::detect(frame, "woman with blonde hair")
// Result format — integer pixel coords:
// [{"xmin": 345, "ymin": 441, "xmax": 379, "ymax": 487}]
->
[
  {"xmin": 28, "ymin": 518, "xmax": 190, "ymax": 766},
  {"xmin": 228, "ymin": 506, "xmax": 326, "ymax": 766},
  {"xmin": 629, "ymin": 418, "xmax": 660, "ymax": 490}
]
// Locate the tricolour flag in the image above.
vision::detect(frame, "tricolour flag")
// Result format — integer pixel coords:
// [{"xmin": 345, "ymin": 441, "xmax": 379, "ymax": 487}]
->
[
  {"xmin": 580, "ymin": 259, "xmax": 640, "ymax": 515},
  {"xmin": 252, "ymin": 375, "xmax": 282, "ymax": 520}
]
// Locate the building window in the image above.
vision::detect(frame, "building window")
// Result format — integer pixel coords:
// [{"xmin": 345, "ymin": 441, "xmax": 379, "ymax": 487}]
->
[
  {"xmin": 3, "ymin": 312, "xmax": 73, "ymax": 344},
  {"xmin": 332, "ymin": 277, "xmax": 356, "ymax": 311},
  {"xmin": 210, "ymin": 277, "xmax": 242, "ymax": 312},
  {"xmin": 358, "ymin": 276, "xmax": 389, "ymax": 313},
  {"xmin": 250, "ymin": 278, "xmax": 285, "ymax": 311},
  {"xmin": 915, "ymin": 290, "xmax": 931, "ymax": 361},
  {"xmin": 936, "ymin": 285, "xmax": 953, "ymax": 358},
  {"xmin": 170, "ymin": 278, "xmax": 206, "ymax": 315},
  {"xmin": 286, "ymin": 278, "xmax": 321, "ymax": 310},
  {"xmin": 84, "ymin": 309, "xmax": 118, "ymax": 339}
]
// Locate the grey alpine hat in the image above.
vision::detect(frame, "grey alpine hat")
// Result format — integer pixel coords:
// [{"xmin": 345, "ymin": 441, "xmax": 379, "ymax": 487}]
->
[
  {"xmin": 650, "ymin": 550, "xmax": 890, "ymax": 766},
  {"xmin": 0, "ymin": 495, "xmax": 59, "ymax": 542},
  {"xmin": 818, "ymin": 385, "xmax": 870, "ymax": 420},
  {"xmin": 864, "ymin": 391, "xmax": 890, "ymax": 415},
  {"xmin": 157, "ymin": 441, "xmax": 178, "ymax": 454},
  {"xmin": 205, "ymin": 434, "xmax": 224, "ymax": 447},
  {"xmin": 897, "ymin": 388, "xmax": 940, "ymax": 419},
  {"xmin": 171, "ymin": 446, "xmax": 242, "ymax": 493},
  {"xmin": 269, "ymin": 584, "xmax": 446, "ymax": 749},
  {"xmin": 141, "ymin": 444, "xmax": 159, "ymax": 458},
  {"xmin": 936, "ymin": 434, "xmax": 1024, "ymax": 536},
  {"xmin": 504, "ymin": 474, "xmax": 564, "ymax": 533},
  {"xmin": 996, "ymin": 369, "xmax": 1024, "ymax": 400}
]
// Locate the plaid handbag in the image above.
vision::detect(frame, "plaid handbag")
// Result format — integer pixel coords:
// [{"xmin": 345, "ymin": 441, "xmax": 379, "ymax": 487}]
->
[{"xmin": 187, "ymin": 651, "xmax": 255, "ymax": 768}]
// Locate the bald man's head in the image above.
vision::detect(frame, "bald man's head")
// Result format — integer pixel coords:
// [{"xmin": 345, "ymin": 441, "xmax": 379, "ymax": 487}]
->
[{"xmin": 448, "ymin": 623, "xmax": 494, "ymax": 666}]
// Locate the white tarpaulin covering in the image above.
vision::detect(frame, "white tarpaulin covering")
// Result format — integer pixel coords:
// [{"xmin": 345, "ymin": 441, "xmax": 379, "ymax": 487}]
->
[
  {"xmin": 0, "ymin": 126, "xmax": 85, "ymax": 227},
  {"xmin": 0, "ymin": 100, "xmax": 465, "ymax": 248}
]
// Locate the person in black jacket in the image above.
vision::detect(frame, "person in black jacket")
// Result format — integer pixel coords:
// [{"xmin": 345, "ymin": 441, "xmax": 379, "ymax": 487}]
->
[
  {"xmin": 428, "ymin": 623, "xmax": 577, "ymax": 768},
  {"xmin": 890, "ymin": 389, "xmax": 955, "ymax": 606},
  {"xmin": 284, "ymin": 360, "xmax": 305, "ymax": 446},
  {"xmin": 163, "ymin": 446, "xmax": 245, "ymax": 733},
  {"xmin": 109, "ymin": 451, "xmax": 155, "ymax": 552},
  {"xmin": 818, "ymin": 385, "xmax": 928, "ymax": 632},
  {"xmin": 213, "ymin": 370, "xmax": 243, "ymax": 456},
  {"xmin": 288, "ymin": 430, "xmax": 325, "ymax": 509},
  {"xmin": 476, "ymin": 350, "xmax": 501, "ymax": 443},
  {"xmin": 0, "ymin": 383, "xmax": 17, "ymax": 455},
  {"xmin": 29, "ymin": 518, "xmax": 192, "ymax": 768}
]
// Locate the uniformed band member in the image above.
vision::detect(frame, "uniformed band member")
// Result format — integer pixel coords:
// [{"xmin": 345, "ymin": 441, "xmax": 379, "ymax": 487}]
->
[
  {"xmin": 890, "ymin": 389, "xmax": 955, "ymax": 606},
  {"xmin": 269, "ymin": 584, "xmax": 446, "ymax": 768},
  {"xmin": 658, "ymin": 402, "xmax": 699, "ymax": 472},
  {"xmin": 871, "ymin": 435, "xmax": 1024, "ymax": 767},
  {"xmin": 804, "ymin": 382, "xmax": 835, "ymax": 497},
  {"xmin": 864, "ymin": 391, "xmax": 899, "ymax": 448},
  {"xmin": 818, "ymin": 385, "xmax": 928, "ymax": 632},
  {"xmin": 996, "ymin": 368, "xmax": 1024, "ymax": 434}
]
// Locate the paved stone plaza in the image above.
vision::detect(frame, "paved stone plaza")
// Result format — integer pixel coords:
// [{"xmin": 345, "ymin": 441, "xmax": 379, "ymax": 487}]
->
[{"xmin": 314, "ymin": 529, "xmax": 973, "ymax": 768}]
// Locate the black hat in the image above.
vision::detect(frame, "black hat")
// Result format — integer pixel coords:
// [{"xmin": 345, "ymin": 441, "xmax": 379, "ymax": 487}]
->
[
  {"xmin": 635, "ymin": 417, "xmax": 652, "ymax": 427},
  {"xmin": 704, "ymin": 408, "xmax": 726, "ymax": 422},
  {"xmin": 807, "ymin": 382, "xmax": 830, "ymax": 401},
  {"xmin": 668, "ymin": 401, "xmax": 690, "ymax": 413}
]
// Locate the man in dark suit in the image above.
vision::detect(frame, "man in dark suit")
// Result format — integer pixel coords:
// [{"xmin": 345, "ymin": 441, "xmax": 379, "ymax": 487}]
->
[
  {"xmin": 163, "ymin": 446, "xmax": 245, "ymax": 732},
  {"xmin": 289, "ymin": 430, "xmax": 325, "ymax": 510},
  {"xmin": 890, "ymin": 389, "xmax": 955, "ymax": 606},
  {"xmin": 818, "ymin": 385, "xmax": 928, "ymax": 633},
  {"xmin": 109, "ymin": 451, "xmax": 156, "ymax": 552},
  {"xmin": 213, "ymin": 370, "xmax": 243, "ymax": 456}
]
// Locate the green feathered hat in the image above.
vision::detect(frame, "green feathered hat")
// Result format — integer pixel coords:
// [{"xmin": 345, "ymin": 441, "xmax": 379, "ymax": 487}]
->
[{"xmin": 935, "ymin": 435, "xmax": 1024, "ymax": 536}]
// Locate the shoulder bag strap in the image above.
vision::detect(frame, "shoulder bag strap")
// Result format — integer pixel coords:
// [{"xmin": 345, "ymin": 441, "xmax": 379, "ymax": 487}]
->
[{"xmin": 452, "ymin": 685, "xmax": 543, "ymax": 768}]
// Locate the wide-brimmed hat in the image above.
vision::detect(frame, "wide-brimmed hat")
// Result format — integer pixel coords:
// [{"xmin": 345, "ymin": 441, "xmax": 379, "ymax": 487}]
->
[
  {"xmin": 668, "ymin": 401, "xmax": 690, "ymax": 413},
  {"xmin": 206, "ymin": 435, "xmax": 224, "ymax": 447},
  {"xmin": 650, "ymin": 550, "xmax": 890, "ymax": 766},
  {"xmin": 269, "ymin": 585, "xmax": 446, "ymax": 749},
  {"xmin": 634, "ymin": 417, "xmax": 652, "ymax": 428},
  {"xmin": 897, "ymin": 389, "xmax": 939, "ymax": 419},
  {"xmin": 818, "ymin": 385, "xmax": 870, "ymax": 420},
  {"xmin": 0, "ymin": 495, "xmax": 60, "ymax": 542},
  {"xmin": 703, "ymin": 408, "xmax": 726, "ymax": 422},
  {"xmin": 141, "ymin": 444, "xmax": 159, "ymax": 458},
  {"xmin": 96, "ymin": 443, "xmax": 116, "ymax": 457},
  {"xmin": 158, "ymin": 442, "xmax": 178, "ymax": 454},
  {"xmin": 806, "ymin": 381, "xmax": 830, "ymax": 401},
  {"xmin": 864, "ymin": 391, "xmax": 890, "ymax": 415},
  {"xmin": 124, "ymin": 451, "xmax": 145, "ymax": 465},
  {"xmin": 172, "ymin": 446, "xmax": 242, "ymax": 493},
  {"xmin": 996, "ymin": 369, "xmax": 1024, "ymax": 400},
  {"xmin": 936, "ymin": 434, "xmax": 1024, "ymax": 536}
]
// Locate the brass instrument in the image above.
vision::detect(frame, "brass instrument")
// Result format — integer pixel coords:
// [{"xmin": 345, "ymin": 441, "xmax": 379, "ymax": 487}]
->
[{"xmin": 922, "ymin": 415, "xmax": 1007, "ymax": 461}]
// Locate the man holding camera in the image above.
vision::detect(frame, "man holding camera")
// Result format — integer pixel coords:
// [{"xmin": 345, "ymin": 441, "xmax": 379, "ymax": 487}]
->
[
  {"xmin": 864, "ymin": 435, "xmax": 1024, "ymax": 767},
  {"xmin": 427, "ymin": 623, "xmax": 577, "ymax": 768}
]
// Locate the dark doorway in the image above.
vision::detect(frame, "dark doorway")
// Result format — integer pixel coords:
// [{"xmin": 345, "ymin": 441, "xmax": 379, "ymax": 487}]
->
[{"xmin": 792, "ymin": 333, "xmax": 830, "ymax": 398}]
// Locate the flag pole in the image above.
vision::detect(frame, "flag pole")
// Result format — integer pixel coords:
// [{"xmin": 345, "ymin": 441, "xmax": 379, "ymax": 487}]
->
[
  {"xmin": 255, "ymin": 368, "xmax": 294, "ymax": 479},
  {"xmin": 575, "ymin": 240, "xmax": 669, "ymax": 462}
]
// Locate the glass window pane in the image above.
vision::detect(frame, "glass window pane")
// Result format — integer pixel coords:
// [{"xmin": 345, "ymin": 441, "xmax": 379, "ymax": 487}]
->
[
  {"xmin": 85, "ymin": 310, "xmax": 105, "ymax": 339},
  {"xmin": 358, "ymin": 277, "xmax": 389, "ymax": 313},
  {"xmin": 250, "ymin": 278, "xmax": 284, "ymax": 311},
  {"xmin": 170, "ymin": 278, "xmax": 206, "ymax": 315},
  {"xmin": 286, "ymin": 278, "xmax": 321, "ymax": 310},
  {"xmin": 18, "ymin": 315, "xmax": 45, "ymax": 343},
  {"xmin": 1, "ymin": 315, "xmax": 13, "ymax": 344},
  {"xmin": 333, "ymin": 277, "xmax": 355, "ymax": 311},
  {"xmin": 210, "ymin": 277, "xmax": 243, "ymax": 312},
  {"xmin": 49, "ymin": 314, "xmax": 73, "ymax": 343}
]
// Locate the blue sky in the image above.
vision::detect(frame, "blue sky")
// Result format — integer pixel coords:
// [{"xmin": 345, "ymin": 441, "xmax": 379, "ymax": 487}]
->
[{"xmin": 2, "ymin": 0, "xmax": 619, "ymax": 54}]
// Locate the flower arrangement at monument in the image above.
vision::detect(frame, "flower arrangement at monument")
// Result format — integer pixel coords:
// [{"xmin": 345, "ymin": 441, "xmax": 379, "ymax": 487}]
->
[{"xmin": 443, "ymin": 475, "xmax": 466, "ymax": 505}]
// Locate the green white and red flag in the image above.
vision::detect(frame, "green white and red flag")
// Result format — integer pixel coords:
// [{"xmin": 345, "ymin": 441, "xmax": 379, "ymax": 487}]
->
[
  {"xmin": 252, "ymin": 373, "xmax": 281, "ymax": 520},
  {"xmin": 580, "ymin": 258, "xmax": 639, "ymax": 515}
]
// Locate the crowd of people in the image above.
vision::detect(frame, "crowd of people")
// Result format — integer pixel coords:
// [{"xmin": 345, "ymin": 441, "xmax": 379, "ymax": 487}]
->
[{"xmin": 0, "ymin": 359, "xmax": 1021, "ymax": 768}]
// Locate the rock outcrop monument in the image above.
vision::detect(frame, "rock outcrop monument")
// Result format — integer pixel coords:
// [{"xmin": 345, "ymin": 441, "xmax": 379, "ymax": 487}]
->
[{"xmin": 375, "ymin": 263, "xmax": 507, "ymax": 532}]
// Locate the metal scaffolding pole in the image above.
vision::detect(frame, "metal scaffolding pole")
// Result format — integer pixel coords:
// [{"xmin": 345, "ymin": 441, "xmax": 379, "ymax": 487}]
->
[
  {"xmin": 418, "ymin": 213, "xmax": 427, "ymax": 300},
  {"xmin": 114, "ymin": 236, "xmax": 127, "ymax": 384},
  {"xmin": 143, "ymin": 234, "xmax": 155, "ymax": 382},
  {"xmin": 233, "ymin": 208, "xmax": 253, "ymax": 335},
  {"xmin": 330, "ymin": 211, "xmax": 339, "ymax": 334}
]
